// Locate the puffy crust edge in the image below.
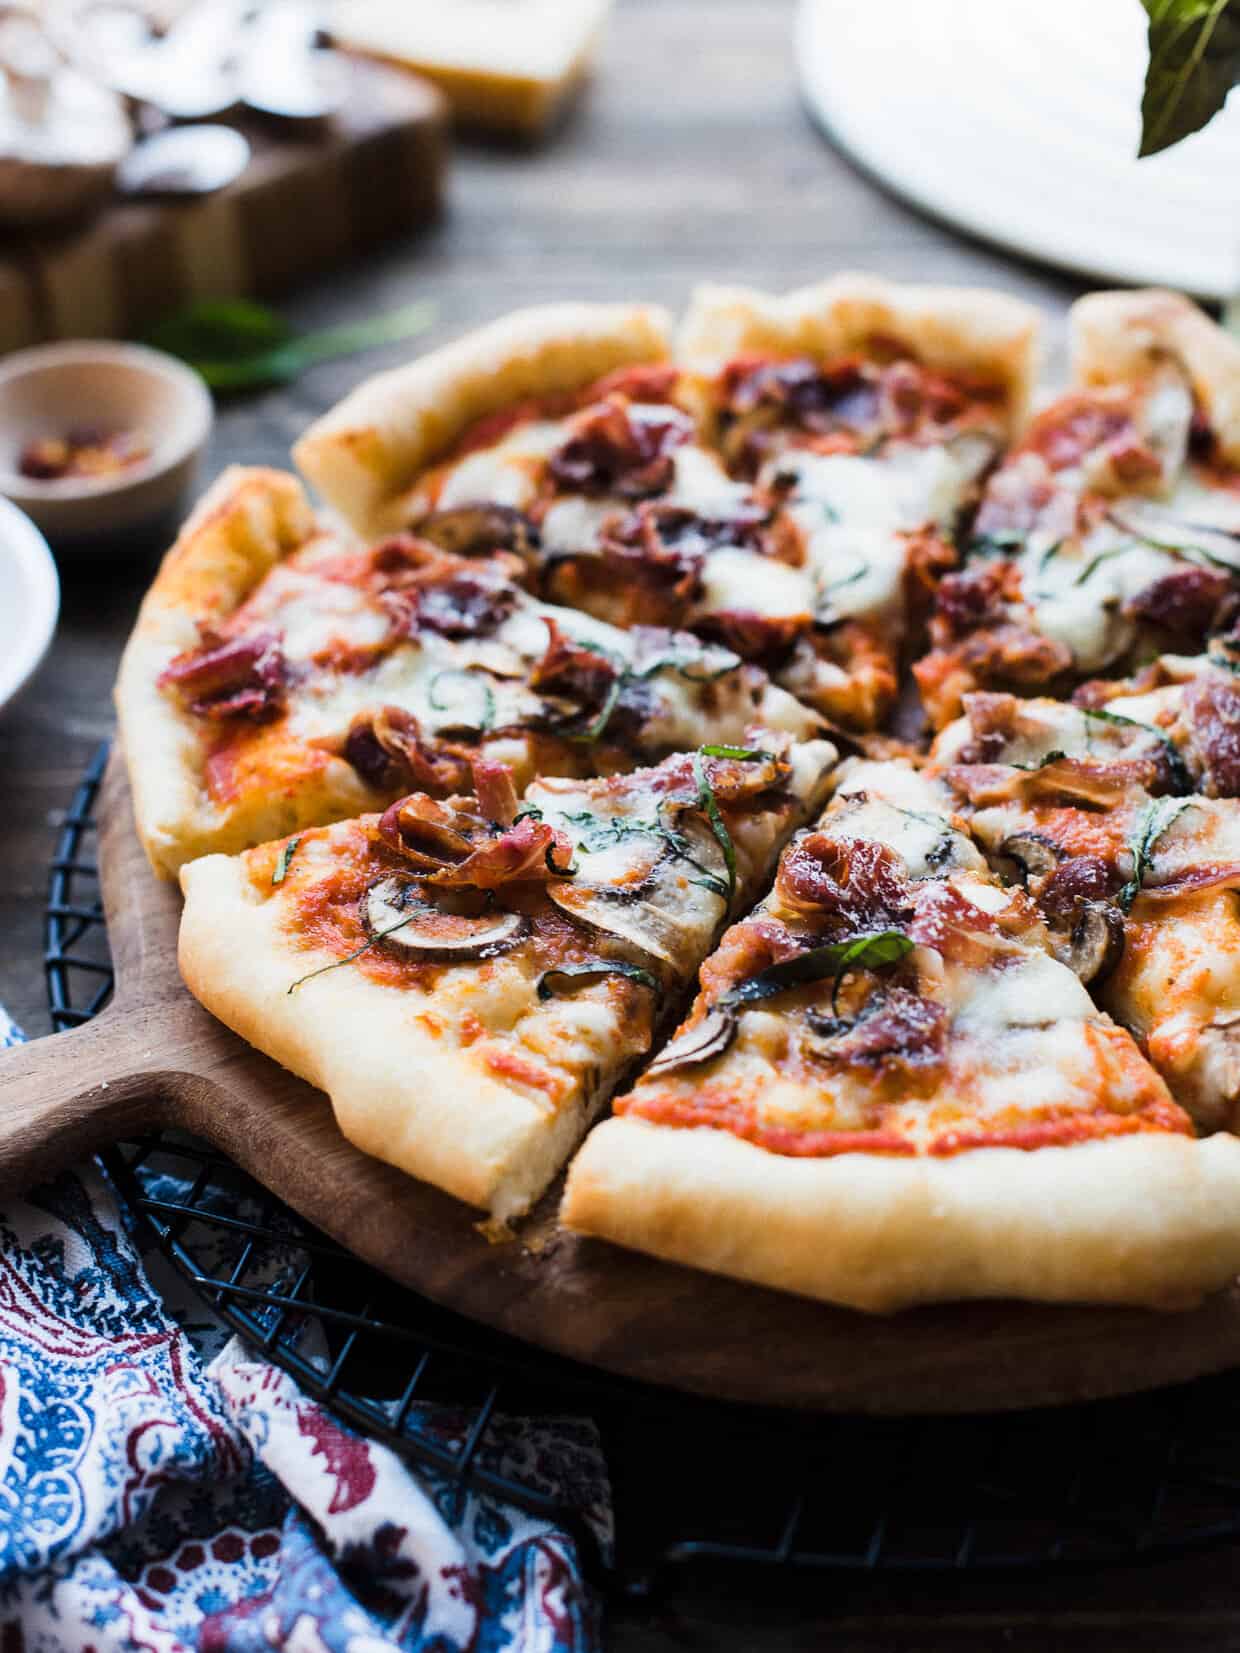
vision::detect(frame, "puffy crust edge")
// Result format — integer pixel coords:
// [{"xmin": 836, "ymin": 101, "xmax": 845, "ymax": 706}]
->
[
  {"xmin": 178, "ymin": 850, "xmax": 592, "ymax": 1218},
  {"xmin": 676, "ymin": 272, "xmax": 1042, "ymax": 433},
  {"xmin": 561, "ymin": 1117, "xmax": 1240, "ymax": 1312},
  {"xmin": 114, "ymin": 466, "xmax": 376, "ymax": 879},
  {"xmin": 1071, "ymin": 288, "xmax": 1240, "ymax": 465},
  {"xmin": 293, "ymin": 301, "xmax": 674, "ymax": 538}
]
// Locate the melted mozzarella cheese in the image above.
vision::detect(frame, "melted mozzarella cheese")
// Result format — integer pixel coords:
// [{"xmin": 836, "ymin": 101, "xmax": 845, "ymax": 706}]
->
[
  {"xmin": 434, "ymin": 418, "xmax": 569, "ymax": 511},
  {"xmin": 236, "ymin": 566, "xmax": 391, "ymax": 662},
  {"xmin": 776, "ymin": 439, "xmax": 987, "ymax": 623},
  {"xmin": 696, "ymin": 547, "xmax": 813, "ymax": 617}
]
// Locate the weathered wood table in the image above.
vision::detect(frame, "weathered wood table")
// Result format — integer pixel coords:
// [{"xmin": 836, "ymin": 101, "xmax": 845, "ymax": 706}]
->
[{"xmin": 4, "ymin": 1, "xmax": 1238, "ymax": 1645}]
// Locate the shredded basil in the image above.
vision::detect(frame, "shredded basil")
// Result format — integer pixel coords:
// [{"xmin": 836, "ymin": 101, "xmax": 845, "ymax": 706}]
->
[
  {"xmin": 1073, "ymin": 541, "xmax": 1141, "ymax": 586},
  {"xmin": 428, "ymin": 669, "xmax": 496, "ymax": 733},
  {"xmin": 1083, "ymin": 706, "xmax": 1192, "ymax": 792},
  {"xmin": 698, "ymin": 743, "xmax": 774, "ymax": 762},
  {"xmin": 537, "ymin": 962, "xmax": 659, "ymax": 1001},
  {"xmin": 693, "ymin": 748, "xmax": 738, "ymax": 901},
  {"xmin": 966, "ymin": 529, "xmax": 1026, "ymax": 560},
  {"xmin": 272, "ymin": 836, "xmax": 301, "ymax": 885},
  {"xmin": 1118, "ymin": 797, "xmax": 1192, "ymax": 912},
  {"xmin": 286, "ymin": 911, "xmax": 416, "ymax": 994},
  {"xmin": 718, "ymin": 930, "xmax": 914, "ymax": 1011},
  {"xmin": 564, "ymin": 675, "xmax": 623, "ymax": 744},
  {"xmin": 1008, "ymin": 748, "xmax": 1068, "ymax": 772}
]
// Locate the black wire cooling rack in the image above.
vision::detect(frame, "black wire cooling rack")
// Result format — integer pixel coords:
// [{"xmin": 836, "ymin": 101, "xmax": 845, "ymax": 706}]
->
[{"xmin": 39, "ymin": 743, "xmax": 1240, "ymax": 1596}]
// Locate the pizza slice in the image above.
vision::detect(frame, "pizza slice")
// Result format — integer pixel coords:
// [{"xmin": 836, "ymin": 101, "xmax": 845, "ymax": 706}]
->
[
  {"xmin": 932, "ymin": 698, "xmax": 1240, "ymax": 1132},
  {"xmin": 116, "ymin": 467, "xmax": 823, "ymax": 877},
  {"xmin": 916, "ymin": 290, "xmax": 1240, "ymax": 729},
  {"xmin": 675, "ymin": 275, "xmax": 1039, "ymax": 728},
  {"xmin": 294, "ymin": 281, "xmax": 1038, "ymax": 733},
  {"xmin": 561, "ymin": 759, "xmax": 1240, "ymax": 1311},
  {"xmin": 178, "ymin": 737, "xmax": 836, "ymax": 1219}
]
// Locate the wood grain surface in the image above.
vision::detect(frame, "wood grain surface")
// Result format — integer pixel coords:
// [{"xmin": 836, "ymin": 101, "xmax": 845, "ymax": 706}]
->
[{"xmin": 5, "ymin": 3, "xmax": 1239, "ymax": 1645}]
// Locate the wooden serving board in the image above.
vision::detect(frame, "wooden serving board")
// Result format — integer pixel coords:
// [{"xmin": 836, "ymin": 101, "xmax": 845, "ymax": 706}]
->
[
  {"xmin": 0, "ymin": 57, "xmax": 447, "ymax": 353},
  {"xmin": 6, "ymin": 747, "xmax": 1240, "ymax": 1414}
]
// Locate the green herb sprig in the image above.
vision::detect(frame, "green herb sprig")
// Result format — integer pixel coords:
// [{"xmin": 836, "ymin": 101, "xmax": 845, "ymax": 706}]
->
[
  {"xmin": 1139, "ymin": 0, "xmax": 1240, "ymax": 158},
  {"xmin": 272, "ymin": 836, "xmax": 301, "ymax": 885},
  {"xmin": 1118, "ymin": 797, "xmax": 1193, "ymax": 911},
  {"xmin": 147, "ymin": 297, "xmax": 438, "ymax": 393},
  {"xmin": 719, "ymin": 930, "xmax": 914, "ymax": 1012}
]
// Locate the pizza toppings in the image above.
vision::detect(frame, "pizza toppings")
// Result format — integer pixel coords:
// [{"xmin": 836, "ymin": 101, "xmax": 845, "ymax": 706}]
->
[
  {"xmin": 362, "ymin": 875, "xmax": 529, "ymax": 959},
  {"xmin": 373, "ymin": 788, "xmax": 576, "ymax": 887},
  {"xmin": 412, "ymin": 503, "xmax": 540, "ymax": 563},
  {"xmin": 546, "ymin": 397, "xmax": 693, "ymax": 498},
  {"xmin": 158, "ymin": 628, "xmax": 287, "ymax": 720},
  {"xmin": 714, "ymin": 353, "xmax": 1000, "ymax": 480},
  {"xmin": 337, "ymin": 707, "xmax": 472, "ymax": 796}
]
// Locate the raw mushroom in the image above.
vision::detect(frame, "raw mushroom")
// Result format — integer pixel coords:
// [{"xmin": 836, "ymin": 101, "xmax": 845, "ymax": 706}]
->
[
  {"xmin": 362, "ymin": 876, "xmax": 527, "ymax": 960},
  {"xmin": 1050, "ymin": 901, "xmax": 1125, "ymax": 987},
  {"xmin": 415, "ymin": 503, "xmax": 541, "ymax": 562},
  {"xmin": 646, "ymin": 1009, "xmax": 736, "ymax": 1077},
  {"xmin": 0, "ymin": 8, "xmax": 131, "ymax": 227},
  {"xmin": 998, "ymin": 831, "xmax": 1062, "ymax": 896}
]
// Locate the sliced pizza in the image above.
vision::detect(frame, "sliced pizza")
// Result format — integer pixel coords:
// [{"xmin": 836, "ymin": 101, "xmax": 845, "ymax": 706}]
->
[
  {"xmin": 675, "ymin": 276, "xmax": 1039, "ymax": 728},
  {"xmin": 561, "ymin": 759, "xmax": 1240, "ymax": 1311},
  {"xmin": 178, "ymin": 737, "xmax": 836, "ymax": 1219},
  {"xmin": 294, "ymin": 280, "xmax": 1039, "ymax": 733},
  {"xmin": 932, "ymin": 699, "xmax": 1240, "ymax": 1132},
  {"xmin": 116, "ymin": 467, "xmax": 823, "ymax": 877},
  {"xmin": 915, "ymin": 290, "xmax": 1240, "ymax": 729}
]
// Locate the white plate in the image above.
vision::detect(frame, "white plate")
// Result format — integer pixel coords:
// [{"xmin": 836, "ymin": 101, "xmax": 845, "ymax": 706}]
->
[
  {"xmin": 0, "ymin": 497, "xmax": 59, "ymax": 713},
  {"xmin": 797, "ymin": 0, "xmax": 1240, "ymax": 299}
]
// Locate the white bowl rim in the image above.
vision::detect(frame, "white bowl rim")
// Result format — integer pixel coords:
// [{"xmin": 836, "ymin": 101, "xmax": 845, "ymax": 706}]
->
[
  {"xmin": 0, "ymin": 340, "xmax": 214, "ymax": 500},
  {"xmin": 0, "ymin": 496, "xmax": 60, "ymax": 712}
]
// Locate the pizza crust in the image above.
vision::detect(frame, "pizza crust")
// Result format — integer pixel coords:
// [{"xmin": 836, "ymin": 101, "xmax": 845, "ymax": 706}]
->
[
  {"xmin": 677, "ymin": 272, "xmax": 1042, "ymax": 433},
  {"xmin": 293, "ymin": 301, "xmax": 674, "ymax": 538},
  {"xmin": 115, "ymin": 466, "xmax": 378, "ymax": 879},
  {"xmin": 562, "ymin": 1116, "xmax": 1240, "ymax": 1312},
  {"xmin": 1071, "ymin": 289, "xmax": 1240, "ymax": 465},
  {"xmin": 179, "ymin": 850, "xmax": 608, "ymax": 1219}
]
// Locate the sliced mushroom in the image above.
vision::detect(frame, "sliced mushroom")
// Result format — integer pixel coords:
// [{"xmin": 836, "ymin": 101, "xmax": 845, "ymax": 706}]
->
[
  {"xmin": 415, "ymin": 504, "xmax": 539, "ymax": 562},
  {"xmin": 0, "ymin": 22, "xmax": 132, "ymax": 227},
  {"xmin": 1050, "ymin": 900, "xmax": 1125, "ymax": 986},
  {"xmin": 548, "ymin": 838, "xmax": 726, "ymax": 970},
  {"xmin": 998, "ymin": 831, "xmax": 1062, "ymax": 895},
  {"xmin": 646, "ymin": 1009, "xmax": 736, "ymax": 1077},
  {"xmin": 362, "ymin": 876, "xmax": 526, "ymax": 960}
]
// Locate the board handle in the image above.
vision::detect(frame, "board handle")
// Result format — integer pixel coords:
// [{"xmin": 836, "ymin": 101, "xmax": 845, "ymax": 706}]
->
[{"xmin": 0, "ymin": 1013, "xmax": 168, "ymax": 1197}]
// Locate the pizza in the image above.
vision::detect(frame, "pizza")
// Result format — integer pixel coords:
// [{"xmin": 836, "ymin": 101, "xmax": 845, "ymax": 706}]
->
[
  {"xmin": 562, "ymin": 758, "xmax": 1240, "ymax": 1310},
  {"xmin": 915, "ymin": 291, "xmax": 1240, "ymax": 729},
  {"xmin": 119, "ymin": 275, "xmax": 1240, "ymax": 1313},
  {"xmin": 931, "ymin": 687, "xmax": 1240, "ymax": 1132},
  {"xmin": 178, "ymin": 738, "xmax": 835, "ymax": 1218},
  {"xmin": 116, "ymin": 466, "xmax": 820, "ymax": 877},
  {"xmin": 295, "ymin": 280, "xmax": 1039, "ymax": 730}
]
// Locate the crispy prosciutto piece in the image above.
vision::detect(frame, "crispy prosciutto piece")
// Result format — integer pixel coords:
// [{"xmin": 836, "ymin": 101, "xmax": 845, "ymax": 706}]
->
[
  {"xmin": 547, "ymin": 396, "xmax": 693, "ymax": 498},
  {"xmin": 1182, "ymin": 672, "xmax": 1240, "ymax": 798},
  {"xmin": 158, "ymin": 628, "xmax": 287, "ymax": 720},
  {"xmin": 373, "ymin": 787, "xmax": 575, "ymax": 887},
  {"xmin": 336, "ymin": 707, "xmax": 472, "ymax": 796}
]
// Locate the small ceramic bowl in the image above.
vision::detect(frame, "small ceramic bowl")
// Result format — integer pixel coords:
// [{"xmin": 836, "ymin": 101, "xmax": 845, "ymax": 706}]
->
[
  {"xmin": 0, "ymin": 341, "xmax": 213, "ymax": 549},
  {"xmin": 0, "ymin": 496, "xmax": 59, "ymax": 714}
]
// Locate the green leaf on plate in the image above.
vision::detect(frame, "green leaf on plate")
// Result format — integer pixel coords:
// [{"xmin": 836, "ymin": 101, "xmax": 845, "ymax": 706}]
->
[{"xmin": 1138, "ymin": 0, "xmax": 1240, "ymax": 157}]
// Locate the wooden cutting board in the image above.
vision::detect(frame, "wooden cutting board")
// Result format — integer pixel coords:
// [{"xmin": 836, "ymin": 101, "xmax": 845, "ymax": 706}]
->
[
  {"xmin": 0, "ymin": 57, "xmax": 447, "ymax": 353},
  {"xmin": 5, "ymin": 746, "xmax": 1240, "ymax": 1414}
]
